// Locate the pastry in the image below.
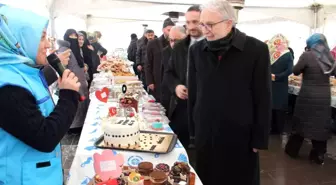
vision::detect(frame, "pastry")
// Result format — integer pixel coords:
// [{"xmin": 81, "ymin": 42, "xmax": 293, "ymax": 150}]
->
[
  {"xmin": 151, "ymin": 122, "xmax": 164, "ymax": 131},
  {"xmin": 138, "ymin": 162, "xmax": 153, "ymax": 180},
  {"xmin": 149, "ymin": 171, "xmax": 167, "ymax": 185},
  {"xmin": 169, "ymin": 162, "xmax": 190, "ymax": 183},
  {"xmin": 155, "ymin": 163, "xmax": 170, "ymax": 175},
  {"xmin": 127, "ymin": 172, "xmax": 144, "ymax": 185}
]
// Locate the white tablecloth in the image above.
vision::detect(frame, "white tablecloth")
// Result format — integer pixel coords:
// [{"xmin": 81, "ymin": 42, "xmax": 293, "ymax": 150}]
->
[
  {"xmin": 67, "ymin": 97, "xmax": 203, "ymax": 185},
  {"xmin": 288, "ymin": 85, "xmax": 336, "ymax": 108}
]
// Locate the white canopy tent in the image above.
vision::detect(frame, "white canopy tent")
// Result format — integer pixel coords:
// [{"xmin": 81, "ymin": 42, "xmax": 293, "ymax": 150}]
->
[{"xmin": 1, "ymin": 0, "xmax": 336, "ymax": 58}]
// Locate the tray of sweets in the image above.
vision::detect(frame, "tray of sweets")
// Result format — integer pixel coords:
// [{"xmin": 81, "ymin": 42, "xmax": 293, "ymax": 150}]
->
[{"xmin": 88, "ymin": 162, "xmax": 196, "ymax": 185}]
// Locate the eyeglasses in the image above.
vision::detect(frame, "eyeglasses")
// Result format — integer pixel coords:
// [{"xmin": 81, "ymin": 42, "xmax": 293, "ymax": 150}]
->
[{"xmin": 199, "ymin": 19, "xmax": 228, "ymax": 30}]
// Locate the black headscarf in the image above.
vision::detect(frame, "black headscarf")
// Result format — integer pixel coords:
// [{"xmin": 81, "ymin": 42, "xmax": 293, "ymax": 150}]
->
[
  {"xmin": 79, "ymin": 31, "xmax": 94, "ymax": 81},
  {"xmin": 64, "ymin": 29, "xmax": 84, "ymax": 68}
]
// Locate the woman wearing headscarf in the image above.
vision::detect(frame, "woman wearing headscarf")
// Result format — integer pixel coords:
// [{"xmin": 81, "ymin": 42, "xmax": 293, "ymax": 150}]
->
[
  {"xmin": 79, "ymin": 31, "xmax": 94, "ymax": 88},
  {"xmin": 57, "ymin": 29, "xmax": 89, "ymax": 132},
  {"xmin": 0, "ymin": 5, "xmax": 80, "ymax": 185},
  {"xmin": 88, "ymin": 34, "xmax": 107, "ymax": 74},
  {"xmin": 285, "ymin": 33, "xmax": 336, "ymax": 165},
  {"xmin": 267, "ymin": 34, "xmax": 293, "ymax": 135}
]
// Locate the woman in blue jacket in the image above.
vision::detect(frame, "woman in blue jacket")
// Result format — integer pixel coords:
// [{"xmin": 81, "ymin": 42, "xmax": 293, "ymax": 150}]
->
[{"xmin": 0, "ymin": 5, "xmax": 80, "ymax": 185}]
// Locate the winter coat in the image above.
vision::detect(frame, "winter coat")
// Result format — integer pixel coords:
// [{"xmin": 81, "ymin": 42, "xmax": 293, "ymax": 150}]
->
[{"xmin": 292, "ymin": 51, "xmax": 335, "ymax": 141}]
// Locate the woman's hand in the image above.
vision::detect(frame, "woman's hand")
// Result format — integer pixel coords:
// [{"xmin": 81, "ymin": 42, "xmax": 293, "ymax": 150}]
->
[
  {"xmin": 58, "ymin": 69, "xmax": 81, "ymax": 92},
  {"xmin": 48, "ymin": 49, "xmax": 71, "ymax": 66}
]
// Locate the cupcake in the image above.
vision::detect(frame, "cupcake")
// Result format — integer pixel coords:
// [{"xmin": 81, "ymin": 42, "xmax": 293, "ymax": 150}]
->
[
  {"xmin": 150, "ymin": 171, "xmax": 167, "ymax": 185},
  {"xmin": 127, "ymin": 172, "xmax": 144, "ymax": 185},
  {"xmin": 137, "ymin": 162, "xmax": 153, "ymax": 180},
  {"xmin": 155, "ymin": 163, "xmax": 170, "ymax": 175}
]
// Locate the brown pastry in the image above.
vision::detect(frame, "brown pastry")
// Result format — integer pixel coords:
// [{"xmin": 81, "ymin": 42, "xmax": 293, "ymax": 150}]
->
[
  {"xmin": 138, "ymin": 162, "xmax": 153, "ymax": 179},
  {"xmin": 150, "ymin": 171, "xmax": 167, "ymax": 185}
]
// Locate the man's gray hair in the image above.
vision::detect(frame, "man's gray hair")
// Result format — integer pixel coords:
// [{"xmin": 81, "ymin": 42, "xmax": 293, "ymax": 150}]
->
[
  {"xmin": 202, "ymin": 0, "xmax": 237, "ymax": 25},
  {"xmin": 171, "ymin": 26, "xmax": 186, "ymax": 34}
]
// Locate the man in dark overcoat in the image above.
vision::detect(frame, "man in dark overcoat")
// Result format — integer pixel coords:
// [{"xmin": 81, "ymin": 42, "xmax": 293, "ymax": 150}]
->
[
  {"xmin": 187, "ymin": 1, "xmax": 271, "ymax": 184},
  {"xmin": 145, "ymin": 18, "xmax": 175, "ymax": 102}
]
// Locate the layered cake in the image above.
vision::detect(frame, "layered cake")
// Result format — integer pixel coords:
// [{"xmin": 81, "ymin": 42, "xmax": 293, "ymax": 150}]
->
[
  {"xmin": 119, "ymin": 92, "xmax": 139, "ymax": 112},
  {"xmin": 102, "ymin": 116, "xmax": 141, "ymax": 148}
]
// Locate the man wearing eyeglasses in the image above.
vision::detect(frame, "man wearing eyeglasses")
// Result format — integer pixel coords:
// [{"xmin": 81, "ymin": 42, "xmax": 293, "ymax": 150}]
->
[
  {"xmin": 187, "ymin": 1, "xmax": 271, "ymax": 185},
  {"xmin": 164, "ymin": 5, "xmax": 204, "ymax": 149}
]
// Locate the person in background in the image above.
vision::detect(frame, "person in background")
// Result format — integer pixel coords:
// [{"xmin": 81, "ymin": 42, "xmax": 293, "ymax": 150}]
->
[
  {"xmin": 94, "ymin": 31, "xmax": 102, "ymax": 41},
  {"xmin": 285, "ymin": 33, "xmax": 336, "ymax": 165},
  {"xmin": 58, "ymin": 29, "xmax": 89, "ymax": 133},
  {"xmin": 161, "ymin": 26, "xmax": 187, "ymax": 118},
  {"xmin": 0, "ymin": 5, "xmax": 80, "ymax": 185},
  {"xmin": 288, "ymin": 47, "xmax": 295, "ymax": 59},
  {"xmin": 164, "ymin": 5, "xmax": 203, "ymax": 148},
  {"xmin": 188, "ymin": 1, "xmax": 271, "ymax": 184},
  {"xmin": 146, "ymin": 18, "xmax": 175, "ymax": 101},
  {"xmin": 127, "ymin": 33, "xmax": 138, "ymax": 74},
  {"xmin": 331, "ymin": 46, "xmax": 336, "ymax": 59},
  {"xmin": 78, "ymin": 32, "xmax": 91, "ymax": 84},
  {"xmin": 79, "ymin": 31, "xmax": 94, "ymax": 88},
  {"xmin": 136, "ymin": 29, "xmax": 155, "ymax": 88},
  {"xmin": 267, "ymin": 34, "xmax": 293, "ymax": 135},
  {"xmin": 88, "ymin": 34, "xmax": 107, "ymax": 74}
]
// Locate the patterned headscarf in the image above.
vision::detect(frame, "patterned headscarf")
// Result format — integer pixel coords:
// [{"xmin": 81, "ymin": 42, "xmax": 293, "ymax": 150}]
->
[
  {"xmin": 267, "ymin": 34, "xmax": 290, "ymax": 65},
  {"xmin": 331, "ymin": 46, "xmax": 336, "ymax": 60},
  {"xmin": 0, "ymin": 5, "xmax": 48, "ymax": 66},
  {"xmin": 307, "ymin": 33, "xmax": 336, "ymax": 74}
]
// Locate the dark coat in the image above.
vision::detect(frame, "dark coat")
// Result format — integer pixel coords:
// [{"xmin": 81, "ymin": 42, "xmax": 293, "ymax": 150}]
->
[
  {"xmin": 91, "ymin": 42, "xmax": 107, "ymax": 74},
  {"xmin": 58, "ymin": 40, "xmax": 90, "ymax": 129},
  {"xmin": 164, "ymin": 36, "xmax": 191, "ymax": 118},
  {"xmin": 188, "ymin": 29, "xmax": 271, "ymax": 185},
  {"xmin": 127, "ymin": 38, "xmax": 138, "ymax": 62},
  {"xmin": 292, "ymin": 51, "xmax": 334, "ymax": 141},
  {"xmin": 136, "ymin": 38, "xmax": 149, "ymax": 85},
  {"xmin": 161, "ymin": 46, "xmax": 172, "ymax": 114},
  {"xmin": 271, "ymin": 52, "xmax": 293, "ymax": 110},
  {"xmin": 145, "ymin": 35, "xmax": 169, "ymax": 101}
]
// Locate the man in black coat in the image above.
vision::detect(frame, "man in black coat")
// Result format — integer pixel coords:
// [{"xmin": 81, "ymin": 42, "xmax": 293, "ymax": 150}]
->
[
  {"xmin": 136, "ymin": 30, "xmax": 155, "ymax": 88},
  {"xmin": 145, "ymin": 18, "xmax": 175, "ymax": 102},
  {"xmin": 127, "ymin": 33, "xmax": 138, "ymax": 74},
  {"xmin": 164, "ymin": 5, "xmax": 203, "ymax": 148},
  {"xmin": 188, "ymin": 1, "xmax": 271, "ymax": 185},
  {"xmin": 161, "ymin": 26, "xmax": 187, "ymax": 120}
]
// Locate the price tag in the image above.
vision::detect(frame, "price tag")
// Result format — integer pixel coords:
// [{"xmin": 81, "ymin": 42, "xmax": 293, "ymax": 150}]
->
[{"xmin": 100, "ymin": 161, "xmax": 116, "ymax": 172}]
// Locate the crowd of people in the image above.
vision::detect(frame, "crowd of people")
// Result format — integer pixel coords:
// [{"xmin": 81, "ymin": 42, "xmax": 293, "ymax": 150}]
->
[
  {"xmin": 0, "ymin": 0, "xmax": 336, "ymax": 184},
  {"xmin": 126, "ymin": 1, "xmax": 336, "ymax": 184}
]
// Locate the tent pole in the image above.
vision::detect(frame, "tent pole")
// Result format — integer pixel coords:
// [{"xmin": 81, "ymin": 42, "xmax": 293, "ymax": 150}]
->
[
  {"xmin": 311, "ymin": 4, "xmax": 322, "ymax": 33},
  {"xmin": 48, "ymin": 0, "xmax": 56, "ymax": 38}
]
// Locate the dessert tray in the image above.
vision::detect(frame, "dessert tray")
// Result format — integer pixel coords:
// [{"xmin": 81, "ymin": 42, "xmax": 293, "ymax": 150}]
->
[
  {"xmin": 94, "ymin": 131, "xmax": 177, "ymax": 154},
  {"xmin": 88, "ymin": 161, "xmax": 195, "ymax": 185}
]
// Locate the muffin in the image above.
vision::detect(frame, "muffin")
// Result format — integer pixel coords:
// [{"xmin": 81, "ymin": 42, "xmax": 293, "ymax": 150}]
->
[
  {"xmin": 150, "ymin": 171, "xmax": 167, "ymax": 185},
  {"xmin": 137, "ymin": 162, "xmax": 153, "ymax": 180},
  {"xmin": 155, "ymin": 163, "xmax": 170, "ymax": 175}
]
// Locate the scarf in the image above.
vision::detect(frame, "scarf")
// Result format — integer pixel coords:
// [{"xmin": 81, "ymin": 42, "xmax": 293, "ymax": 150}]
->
[
  {"xmin": 206, "ymin": 28, "xmax": 235, "ymax": 55},
  {"xmin": 64, "ymin": 29, "xmax": 84, "ymax": 68},
  {"xmin": 267, "ymin": 34, "xmax": 290, "ymax": 65},
  {"xmin": 0, "ymin": 5, "xmax": 48, "ymax": 66},
  {"xmin": 307, "ymin": 33, "xmax": 336, "ymax": 74}
]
